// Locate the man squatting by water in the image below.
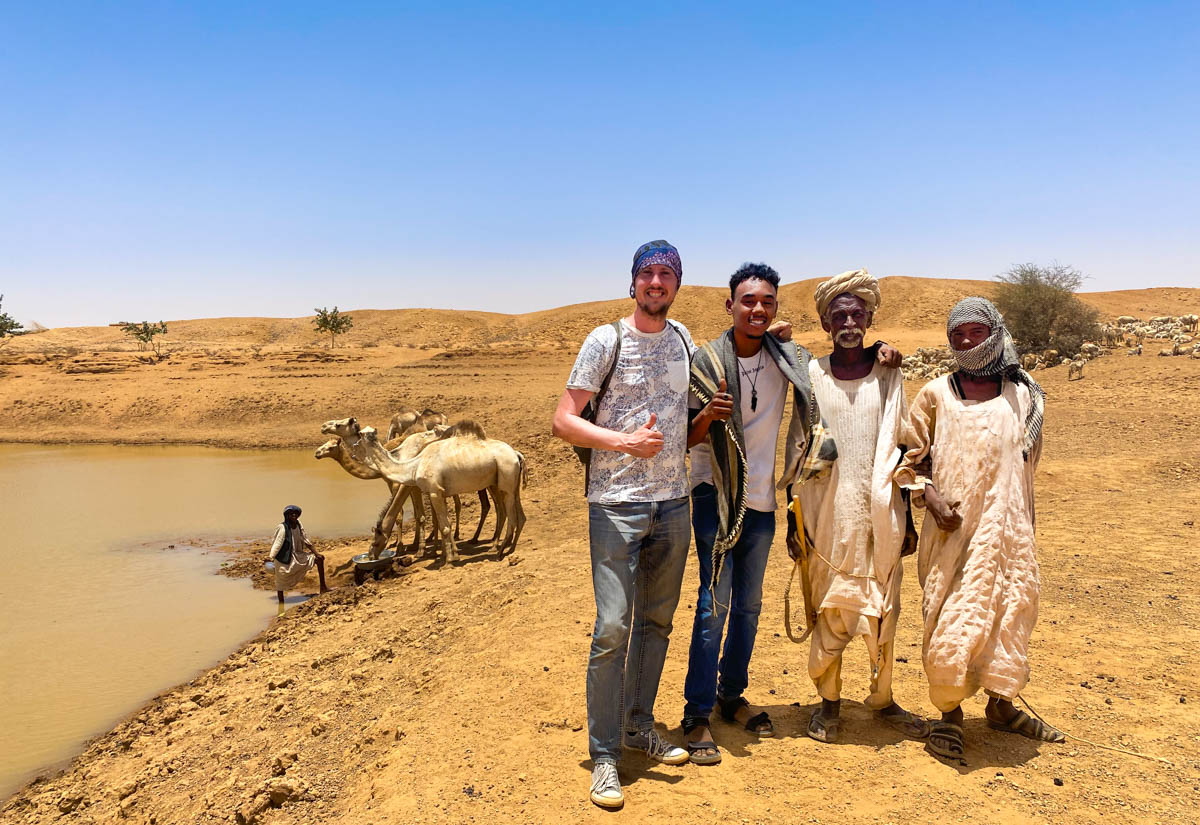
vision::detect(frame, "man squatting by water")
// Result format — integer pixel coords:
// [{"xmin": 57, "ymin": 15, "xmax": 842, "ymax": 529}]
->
[
  {"xmin": 894, "ymin": 297, "xmax": 1064, "ymax": 761},
  {"xmin": 787, "ymin": 269, "xmax": 929, "ymax": 743},
  {"xmin": 268, "ymin": 505, "xmax": 328, "ymax": 615}
]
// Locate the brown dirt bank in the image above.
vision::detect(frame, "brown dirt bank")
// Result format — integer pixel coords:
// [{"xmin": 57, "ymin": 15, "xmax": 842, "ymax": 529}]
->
[{"xmin": 2, "ymin": 280, "xmax": 1199, "ymax": 824}]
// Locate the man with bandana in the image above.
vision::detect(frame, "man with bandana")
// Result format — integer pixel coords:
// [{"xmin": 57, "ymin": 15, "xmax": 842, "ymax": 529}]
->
[
  {"xmin": 894, "ymin": 297, "xmax": 1064, "ymax": 762},
  {"xmin": 552, "ymin": 241, "xmax": 695, "ymax": 809},
  {"xmin": 785, "ymin": 269, "xmax": 930, "ymax": 744}
]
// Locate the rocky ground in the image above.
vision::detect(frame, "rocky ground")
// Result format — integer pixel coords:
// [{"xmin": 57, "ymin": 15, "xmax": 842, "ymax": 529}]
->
[{"xmin": 1, "ymin": 280, "xmax": 1198, "ymax": 824}]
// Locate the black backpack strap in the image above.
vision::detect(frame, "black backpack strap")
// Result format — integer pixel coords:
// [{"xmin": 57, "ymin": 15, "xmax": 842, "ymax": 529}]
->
[
  {"xmin": 583, "ymin": 321, "xmax": 623, "ymax": 493},
  {"xmin": 592, "ymin": 320, "xmax": 623, "ymax": 412}
]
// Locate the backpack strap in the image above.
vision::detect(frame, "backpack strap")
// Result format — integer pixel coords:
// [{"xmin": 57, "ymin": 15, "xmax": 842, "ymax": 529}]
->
[{"xmin": 583, "ymin": 321, "xmax": 623, "ymax": 493}]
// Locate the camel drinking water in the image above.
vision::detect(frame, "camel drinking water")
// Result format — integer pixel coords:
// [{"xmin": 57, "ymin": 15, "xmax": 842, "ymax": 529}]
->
[{"xmin": 321, "ymin": 417, "xmax": 526, "ymax": 563}]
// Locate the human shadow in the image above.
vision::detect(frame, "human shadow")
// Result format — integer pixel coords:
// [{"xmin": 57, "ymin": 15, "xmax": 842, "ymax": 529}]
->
[
  {"xmin": 929, "ymin": 716, "xmax": 1048, "ymax": 773},
  {"xmin": 577, "ymin": 758, "xmax": 686, "ymax": 791}
]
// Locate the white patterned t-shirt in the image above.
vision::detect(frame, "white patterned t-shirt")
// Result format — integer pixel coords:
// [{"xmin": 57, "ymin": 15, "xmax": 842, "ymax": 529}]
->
[{"xmin": 566, "ymin": 318, "xmax": 695, "ymax": 504}]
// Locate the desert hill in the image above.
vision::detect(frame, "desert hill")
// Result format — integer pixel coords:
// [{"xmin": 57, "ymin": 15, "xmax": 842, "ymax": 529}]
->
[{"xmin": 6, "ymin": 277, "xmax": 1197, "ymax": 355}]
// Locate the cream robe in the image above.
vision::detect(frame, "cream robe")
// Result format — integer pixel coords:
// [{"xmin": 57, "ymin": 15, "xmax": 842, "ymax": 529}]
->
[
  {"xmin": 895, "ymin": 376, "xmax": 1041, "ymax": 711},
  {"xmin": 791, "ymin": 360, "xmax": 908, "ymax": 706},
  {"xmin": 269, "ymin": 522, "xmax": 316, "ymax": 592}
]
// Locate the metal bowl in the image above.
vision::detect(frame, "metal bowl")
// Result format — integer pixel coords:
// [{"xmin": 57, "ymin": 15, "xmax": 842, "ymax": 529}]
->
[{"xmin": 351, "ymin": 548, "xmax": 397, "ymax": 571}]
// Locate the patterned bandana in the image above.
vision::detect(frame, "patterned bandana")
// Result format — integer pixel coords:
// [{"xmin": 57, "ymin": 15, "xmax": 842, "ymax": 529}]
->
[
  {"xmin": 946, "ymin": 297, "xmax": 1045, "ymax": 459},
  {"xmin": 631, "ymin": 240, "xmax": 682, "ymax": 284}
]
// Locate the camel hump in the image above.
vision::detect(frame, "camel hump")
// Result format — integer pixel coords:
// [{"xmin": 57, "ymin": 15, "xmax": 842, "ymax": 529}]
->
[{"xmin": 446, "ymin": 419, "xmax": 487, "ymax": 440}]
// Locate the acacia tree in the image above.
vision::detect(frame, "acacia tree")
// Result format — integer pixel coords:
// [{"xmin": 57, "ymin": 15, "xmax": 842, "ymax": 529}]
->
[
  {"xmin": 120, "ymin": 320, "xmax": 169, "ymax": 355},
  {"xmin": 0, "ymin": 295, "xmax": 26, "ymax": 347},
  {"xmin": 993, "ymin": 263, "xmax": 1100, "ymax": 358},
  {"xmin": 313, "ymin": 306, "xmax": 354, "ymax": 348}
]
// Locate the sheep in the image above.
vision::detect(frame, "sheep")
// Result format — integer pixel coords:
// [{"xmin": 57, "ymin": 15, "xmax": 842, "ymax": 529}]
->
[{"xmin": 1068, "ymin": 360, "xmax": 1085, "ymax": 380}]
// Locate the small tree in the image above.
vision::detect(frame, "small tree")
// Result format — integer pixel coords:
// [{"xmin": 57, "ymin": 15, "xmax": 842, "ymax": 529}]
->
[
  {"xmin": 0, "ymin": 295, "xmax": 26, "ymax": 347},
  {"xmin": 993, "ymin": 263, "xmax": 1100, "ymax": 358},
  {"xmin": 120, "ymin": 320, "xmax": 169, "ymax": 356},
  {"xmin": 313, "ymin": 306, "xmax": 354, "ymax": 349}
]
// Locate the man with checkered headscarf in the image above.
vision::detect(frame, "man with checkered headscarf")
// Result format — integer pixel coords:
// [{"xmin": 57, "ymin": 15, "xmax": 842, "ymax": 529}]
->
[{"xmin": 894, "ymin": 297, "xmax": 1063, "ymax": 762}]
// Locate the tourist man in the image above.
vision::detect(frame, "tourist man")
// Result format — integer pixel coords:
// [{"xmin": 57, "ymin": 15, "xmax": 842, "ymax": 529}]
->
[
  {"xmin": 785, "ymin": 269, "xmax": 928, "ymax": 743},
  {"xmin": 551, "ymin": 240, "xmax": 695, "ymax": 809},
  {"xmin": 894, "ymin": 297, "xmax": 1064, "ymax": 761},
  {"xmin": 268, "ymin": 504, "xmax": 328, "ymax": 615}
]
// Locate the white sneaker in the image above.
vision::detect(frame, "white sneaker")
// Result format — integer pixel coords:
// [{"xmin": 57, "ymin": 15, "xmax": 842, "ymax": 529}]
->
[
  {"xmin": 624, "ymin": 728, "xmax": 689, "ymax": 765},
  {"xmin": 589, "ymin": 761, "xmax": 623, "ymax": 809}
]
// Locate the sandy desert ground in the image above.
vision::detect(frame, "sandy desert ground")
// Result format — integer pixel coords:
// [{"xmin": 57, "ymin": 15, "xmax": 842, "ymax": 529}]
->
[{"xmin": 1, "ymin": 277, "xmax": 1198, "ymax": 824}]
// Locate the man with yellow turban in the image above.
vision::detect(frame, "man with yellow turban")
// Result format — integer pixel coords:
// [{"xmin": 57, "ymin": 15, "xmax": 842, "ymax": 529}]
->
[{"xmin": 782, "ymin": 269, "xmax": 929, "ymax": 743}]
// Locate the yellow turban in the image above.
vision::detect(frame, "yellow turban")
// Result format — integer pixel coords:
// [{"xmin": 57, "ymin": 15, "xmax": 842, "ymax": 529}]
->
[{"xmin": 813, "ymin": 268, "xmax": 880, "ymax": 318}]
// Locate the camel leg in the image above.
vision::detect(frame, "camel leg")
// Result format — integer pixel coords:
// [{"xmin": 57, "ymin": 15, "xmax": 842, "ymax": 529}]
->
[
  {"xmin": 426, "ymin": 492, "xmax": 457, "ymax": 563},
  {"xmin": 485, "ymin": 486, "xmax": 502, "ymax": 546},
  {"xmin": 409, "ymin": 487, "xmax": 427, "ymax": 556},
  {"xmin": 471, "ymin": 489, "xmax": 491, "ymax": 543},
  {"xmin": 488, "ymin": 485, "xmax": 508, "ymax": 554},
  {"xmin": 371, "ymin": 486, "xmax": 408, "ymax": 558},
  {"xmin": 453, "ymin": 494, "xmax": 462, "ymax": 541},
  {"xmin": 507, "ymin": 487, "xmax": 526, "ymax": 556}
]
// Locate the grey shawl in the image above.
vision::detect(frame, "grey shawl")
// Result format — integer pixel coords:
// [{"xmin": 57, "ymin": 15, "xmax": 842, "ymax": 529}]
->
[{"xmin": 690, "ymin": 330, "xmax": 836, "ymax": 584}]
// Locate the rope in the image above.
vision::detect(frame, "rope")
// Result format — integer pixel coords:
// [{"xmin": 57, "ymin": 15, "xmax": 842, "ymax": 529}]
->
[
  {"xmin": 783, "ymin": 558, "xmax": 812, "ymax": 643},
  {"xmin": 1015, "ymin": 694, "xmax": 1176, "ymax": 768}
]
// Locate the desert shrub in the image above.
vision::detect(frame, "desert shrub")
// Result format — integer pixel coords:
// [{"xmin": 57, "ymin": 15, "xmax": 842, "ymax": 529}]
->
[
  {"xmin": 993, "ymin": 263, "xmax": 1100, "ymax": 358},
  {"xmin": 120, "ymin": 320, "xmax": 169, "ymax": 355},
  {"xmin": 313, "ymin": 306, "xmax": 353, "ymax": 348},
  {"xmin": 0, "ymin": 295, "xmax": 26, "ymax": 346}
]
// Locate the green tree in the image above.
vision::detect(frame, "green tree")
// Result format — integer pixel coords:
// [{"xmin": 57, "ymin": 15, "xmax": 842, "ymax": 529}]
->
[
  {"xmin": 120, "ymin": 320, "xmax": 169, "ymax": 355},
  {"xmin": 993, "ymin": 263, "xmax": 1100, "ymax": 358},
  {"xmin": 0, "ymin": 295, "xmax": 26, "ymax": 346},
  {"xmin": 313, "ymin": 306, "xmax": 354, "ymax": 348}
]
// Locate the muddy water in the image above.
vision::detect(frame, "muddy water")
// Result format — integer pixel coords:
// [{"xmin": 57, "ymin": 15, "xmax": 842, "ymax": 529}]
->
[{"xmin": 0, "ymin": 443, "xmax": 392, "ymax": 799}]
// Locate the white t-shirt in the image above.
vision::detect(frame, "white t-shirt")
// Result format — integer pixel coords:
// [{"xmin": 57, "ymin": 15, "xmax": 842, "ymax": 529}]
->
[
  {"xmin": 567, "ymin": 318, "xmax": 695, "ymax": 504},
  {"xmin": 689, "ymin": 351, "xmax": 788, "ymax": 512}
]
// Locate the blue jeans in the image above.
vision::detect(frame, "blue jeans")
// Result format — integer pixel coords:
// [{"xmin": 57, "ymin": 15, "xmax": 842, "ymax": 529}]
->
[
  {"xmin": 587, "ymin": 497, "xmax": 691, "ymax": 763},
  {"xmin": 682, "ymin": 483, "xmax": 775, "ymax": 723}
]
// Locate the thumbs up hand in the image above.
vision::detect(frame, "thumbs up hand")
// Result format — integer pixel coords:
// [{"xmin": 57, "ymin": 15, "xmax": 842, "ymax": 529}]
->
[
  {"xmin": 704, "ymin": 378, "xmax": 735, "ymax": 423},
  {"xmin": 622, "ymin": 412, "xmax": 665, "ymax": 458}
]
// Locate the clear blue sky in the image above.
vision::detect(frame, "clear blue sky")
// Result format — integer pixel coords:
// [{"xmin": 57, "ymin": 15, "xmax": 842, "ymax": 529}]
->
[{"xmin": 2, "ymin": 1, "xmax": 1197, "ymax": 328}]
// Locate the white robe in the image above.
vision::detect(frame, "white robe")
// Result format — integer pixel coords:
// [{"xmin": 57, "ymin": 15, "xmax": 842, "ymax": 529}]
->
[
  {"xmin": 895, "ymin": 376, "xmax": 1041, "ymax": 709},
  {"xmin": 269, "ymin": 522, "xmax": 316, "ymax": 592},
  {"xmin": 792, "ymin": 360, "xmax": 908, "ymax": 704}
]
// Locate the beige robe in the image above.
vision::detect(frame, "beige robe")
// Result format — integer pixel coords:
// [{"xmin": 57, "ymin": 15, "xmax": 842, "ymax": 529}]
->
[
  {"xmin": 894, "ymin": 376, "xmax": 1041, "ymax": 711},
  {"xmin": 269, "ymin": 523, "xmax": 316, "ymax": 592},
  {"xmin": 791, "ymin": 360, "xmax": 908, "ymax": 707}
]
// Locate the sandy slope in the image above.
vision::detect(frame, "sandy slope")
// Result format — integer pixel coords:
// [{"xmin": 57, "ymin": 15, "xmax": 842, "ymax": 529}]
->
[{"xmin": 1, "ymin": 279, "xmax": 1199, "ymax": 824}]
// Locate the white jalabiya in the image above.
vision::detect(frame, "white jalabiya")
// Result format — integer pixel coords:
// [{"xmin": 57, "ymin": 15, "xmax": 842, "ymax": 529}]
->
[
  {"xmin": 894, "ymin": 375, "xmax": 1041, "ymax": 711},
  {"xmin": 269, "ymin": 522, "xmax": 317, "ymax": 592},
  {"xmin": 792, "ymin": 359, "xmax": 908, "ymax": 708}
]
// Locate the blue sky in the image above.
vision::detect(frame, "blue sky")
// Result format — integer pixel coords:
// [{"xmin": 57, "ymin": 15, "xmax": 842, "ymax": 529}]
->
[{"xmin": 2, "ymin": 1, "xmax": 1197, "ymax": 327}]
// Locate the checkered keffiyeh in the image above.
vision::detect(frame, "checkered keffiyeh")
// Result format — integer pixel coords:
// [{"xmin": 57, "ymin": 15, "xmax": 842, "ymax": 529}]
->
[{"xmin": 946, "ymin": 297, "xmax": 1045, "ymax": 459}]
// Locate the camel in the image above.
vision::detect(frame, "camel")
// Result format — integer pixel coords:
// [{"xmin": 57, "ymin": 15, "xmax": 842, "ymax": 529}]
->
[
  {"xmin": 386, "ymin": 408, "xmax": 449, "ymax": 441},
  {"xmin": 315, "ymin": 433, "xmax": 495, "ymax": 550},
  {"xmin": 322, "ymin": 417, "xmax": 525, "ymax": 563}
]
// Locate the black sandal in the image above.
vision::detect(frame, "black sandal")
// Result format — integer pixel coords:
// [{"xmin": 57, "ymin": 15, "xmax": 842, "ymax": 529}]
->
[
  {"xmin": 682, "ymin": 718, "xmax": 721, "ymax": 765},
  {"xmin": 716, "ymin": 696, "xmax": 774, "ymax": 738}
]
